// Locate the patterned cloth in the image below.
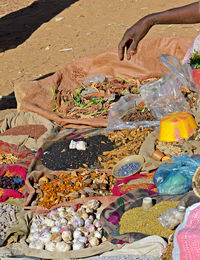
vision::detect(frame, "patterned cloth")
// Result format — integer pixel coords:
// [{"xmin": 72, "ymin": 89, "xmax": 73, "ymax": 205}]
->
[
  {"xmin": 173, "ymin": 202, "xmax": 200, "ymax": 260},
  {"xmin": 111, "ymin": 171, "xmax": 157, "ymax": 196},
  {"xmin": 0, "ymin": 165, "xmax": 27, "ymax": 202},
  {"xmin": 0, "ymin": 140, "xmax": 35, "ymax": 168}
]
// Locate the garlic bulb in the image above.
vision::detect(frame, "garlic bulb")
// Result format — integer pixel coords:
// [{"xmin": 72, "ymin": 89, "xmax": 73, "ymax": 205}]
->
[
  {"xmin": 87, "ymin": 200, "xmax": 100, "ymax": 210},
  {"xmin": 94, "ymin": 231, "xmax": 102, "ymax": 239},
  {"xmin": 66, "ymin": 207, "xmax": 75, "ymax": 214},
  {"xmin": 62, "ymin": 230, "xmax": 72, "ymax": 242},
  {"xmin": 44, "ymin": 218, "xmax": 55, "ymax": 227},
  {"xmin": 74, "ymin": 235, "xmax": 87, "ymax": 244},
  {"xmin": 93, "ymin": 219, "xmax": 102, "ymax": 228},
  {"xmin": 81, "ymin": 212, "xmax": 89, "ymax": 220},
  {"xmin": 45, "ymin": 241, "xmax": 56, "ymax": 252},
  {"xmin": 89, "ymin": 237, "xmax": 99, "ymax": 247},
  {"xmin": 57, "ymin": 207, "xmax": 65, "ymax": 213},
  {"xmin": 73, "ymin": 242, "xmax": 85, "ymax": 250},
  {"xmin": 59, "ymin": 211, "xmax": 67, "ymax": 218},
  {"xmin": 73, "ymin": 216, "xmax": 84, "ymax": 227},
  {"xmin": 56, "ymin": 241, "xmax": 72, "ymax": 252},
  {"xmin": 73, "ymin": 230, "xmax": 83, "ymax": 240},
  {"xmin": 51, "ymin": 226, "xmax": 61, "ymax": 233},
  {"xmin": 88, "ymin": 224, "xmax": 95, "ymax": 233},
  {"xmin": 29, "ymin": 241, "xmax": 44, "ymax": 250},
  {"xmin": 39, "ymin": 232, "xmax": 51, "ymax": 244},
  {"xmin": 77, "ymin": 227, "xmax": 89, "ymax": 236},
  {"xmin": 50, "ymin": 232, "xmax": 62, "ymax": 242}
]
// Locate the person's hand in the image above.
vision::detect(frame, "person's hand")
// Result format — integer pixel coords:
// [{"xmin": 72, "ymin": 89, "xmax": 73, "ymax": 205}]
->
[{"xmin": 118, "ymin": 16, "xmax": 152, "ymax": 60}]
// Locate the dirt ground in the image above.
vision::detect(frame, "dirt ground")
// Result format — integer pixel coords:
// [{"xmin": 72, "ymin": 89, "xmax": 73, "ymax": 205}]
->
[{"xmin": 0, "ymin": 0, "xmax": 199, "ymax": 121}]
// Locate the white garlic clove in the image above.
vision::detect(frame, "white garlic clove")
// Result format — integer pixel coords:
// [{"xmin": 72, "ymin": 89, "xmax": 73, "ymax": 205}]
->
[
  {"xmin": 73, "ymin": 242, "xmax": 85, "ymax": 250},
  {"xmin": 29, "ymin": 241, "xmax": 44, "ymax": 250},
  {"xmin": 56, "ymin": 241, "xmax": 72, "ymax": 252},
  {"xmin": 89, "ymin": 237, "xmax": 99, "ymax": 247},
  {"xmin": 45, "ymin": 241, "xmax": 56, "ymax": 252},
  {"xmin": 62, "ymin": 230, "xmax": 72, "ymax": 242}
]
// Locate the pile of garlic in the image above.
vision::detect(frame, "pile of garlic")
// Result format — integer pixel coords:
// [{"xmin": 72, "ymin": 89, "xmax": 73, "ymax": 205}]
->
[{"xmin": 27, "ymin": 199, "xmax": 106, "ymax": 252}]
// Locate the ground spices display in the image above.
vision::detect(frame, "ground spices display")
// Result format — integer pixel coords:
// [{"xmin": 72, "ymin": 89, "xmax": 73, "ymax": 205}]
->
[
  {"xmin": 0, "ymin": 125, "xmax": 47, "ymax": 139},
  {"xmin": 0, "ymin": 153, "xmax": 18, "ymax": 165},
  {"xmin": 99, "ymin": 127, "xmax": 153, "ymax": 169},
  {"xmin": 119, "ymin": 201, "xmax": 179, "ymax": 238},
  {"xmin": 116, "ymin": 162, "xmax": 141, "ymax": 178},
  {"xmin": 122, "ymin": 107, "xmax": 156, "ymax": 122},
  {"xmin": 42, "ymin": 135, "xmax": 115, "ymax": 170},
  {"xmin": 36, "ymin": 169, "xmax": 115, "ymax": 208}
]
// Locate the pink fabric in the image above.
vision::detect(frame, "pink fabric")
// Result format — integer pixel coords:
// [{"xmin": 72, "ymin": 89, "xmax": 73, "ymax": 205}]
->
[{"xmin": 176, "ymin": 204, "xmax": 200, "ymax": 259}]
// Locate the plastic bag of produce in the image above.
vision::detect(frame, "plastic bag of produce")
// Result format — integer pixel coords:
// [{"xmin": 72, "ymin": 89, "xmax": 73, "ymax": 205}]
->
[
  {"xmin": 107, "ymin": 94, "xmax": 160, "ymax": 130},
  {"xmin": 153, "ymin": 155, "xmax": 200, "ymax": 195},
  {"xmin": 140, "ymin": 55, "xmax": 199, "ymax": 120}
]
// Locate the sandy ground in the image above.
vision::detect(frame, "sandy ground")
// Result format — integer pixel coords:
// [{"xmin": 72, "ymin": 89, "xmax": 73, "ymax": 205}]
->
[{"xmin": 0, "ymin": 0, "xmax": 199, "ymax": 120}]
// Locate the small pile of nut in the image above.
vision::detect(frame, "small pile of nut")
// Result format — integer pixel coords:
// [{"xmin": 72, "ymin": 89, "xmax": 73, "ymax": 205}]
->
[
  {"xmin": 27, "ymin": 199, "xmax": 106, "ymax": 251},
  {"xmin": 35, "ymin": 169, "xmax": 115, "ymax": 209},
  {"xmin": 98, "ymin": 127, "xmax": 153, "ymax": 169},
  {"xmin": 0, "ymin": 153, "xmax": 18, "ymax": 165},
  {"xmin": 0, "ymin": 204, "xmax": 19, "ymax": 239}
]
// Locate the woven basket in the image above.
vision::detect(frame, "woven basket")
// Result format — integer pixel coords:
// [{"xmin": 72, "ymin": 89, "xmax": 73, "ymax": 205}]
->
[{"xmin": 192, "ymin": 166, "xmax": 200, "ymax": 198}]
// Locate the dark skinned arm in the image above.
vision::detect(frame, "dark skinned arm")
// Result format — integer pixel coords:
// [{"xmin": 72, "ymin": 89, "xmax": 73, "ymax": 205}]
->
[{"xmin": 118, "ymin": 2, "xmax": 200, "ymax": 60}]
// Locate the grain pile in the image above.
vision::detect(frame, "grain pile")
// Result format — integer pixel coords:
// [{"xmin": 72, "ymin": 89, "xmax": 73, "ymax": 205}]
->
[{"xmin": 119, "ymin": 201, "xmax": 179, "ymax": 238}]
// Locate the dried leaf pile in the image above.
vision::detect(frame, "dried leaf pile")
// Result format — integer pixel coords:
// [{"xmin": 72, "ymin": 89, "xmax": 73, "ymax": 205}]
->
[
  {"xmin": 54, "ymin": 77, "xmax": 157, "ymax": 119},
  {"xmin": 36, "ymin": 169, "xmax": 115, "ymax": 209},
  {"xmin": 0, "ymin": 153, "xmax": 19, "ymax": 165},
  {"xmin": 99, "ymin": 127, "xmax": 153, "ymax": 169}
]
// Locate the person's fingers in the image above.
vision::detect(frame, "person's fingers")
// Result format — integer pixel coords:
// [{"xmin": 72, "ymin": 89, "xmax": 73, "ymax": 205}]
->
[
  {"xmin": 126, "ymin": 40, "xmax": 137, "ymax": 60},
  {"xmin": 118, "ymin": 40, "xmax": 126, "ymax": 60}
]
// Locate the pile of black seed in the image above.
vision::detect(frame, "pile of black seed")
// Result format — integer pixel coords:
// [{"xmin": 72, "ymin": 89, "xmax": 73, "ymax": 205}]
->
[
  {"xmin": 0, "ymin": 176, "xmax": 24, "ymax": 190},
  {"xmin": 41, "ymin": 135, "xmax": 116, "ymax": 170}
]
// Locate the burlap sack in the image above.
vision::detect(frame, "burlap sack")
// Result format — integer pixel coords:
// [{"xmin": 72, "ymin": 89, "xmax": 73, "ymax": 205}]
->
[
  {"xmin": 0, "ymin": 112, "xmax": 56, "ymax": 150},
  {"xmin": 14, "ymin": 37, "xmax": 193, "ymax": 129}
]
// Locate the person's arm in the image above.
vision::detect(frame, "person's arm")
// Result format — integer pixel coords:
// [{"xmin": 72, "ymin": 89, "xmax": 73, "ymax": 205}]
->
[{"xmin": 118, "ymin": 2, "xmax": 200, "ymax": 60}]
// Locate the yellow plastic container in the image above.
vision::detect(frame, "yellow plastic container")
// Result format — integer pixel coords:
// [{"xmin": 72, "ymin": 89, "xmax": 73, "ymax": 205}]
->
[{"xmin": 159, "ymin": 112, "xmax": 198, "ymax": 142}]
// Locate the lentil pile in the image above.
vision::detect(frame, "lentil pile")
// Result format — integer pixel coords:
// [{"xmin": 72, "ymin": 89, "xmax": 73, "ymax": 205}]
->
[
  {"xmin": 99, "ymin": 127, "xmax": 153, "ymax": 169},
  {"xmin": 0, "ymin": 125, "xmax": 47, "ymax": 139},
  {"xmin": 0, "ymin": 204, "xmax": 18, "ymax": 239},
  {"xmin": 42, "ymin": 135, "xmax": 115, "ymax": 170},
  {"xmin": 119, "ymin": 201, "xmax": 179, "ymax": 238},
  {"xmin": 36, "ymin": 169, "xmax": 115, "ymax": 208},
  {"xmin": 0, "ymin": 153, "xmax": 18, "ymax": 165}
]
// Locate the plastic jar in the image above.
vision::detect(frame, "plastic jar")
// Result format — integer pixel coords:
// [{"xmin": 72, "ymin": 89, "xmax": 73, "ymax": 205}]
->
[{"xmin": 142, "ymin": 197, "xmax": 153, "ymax": 210}]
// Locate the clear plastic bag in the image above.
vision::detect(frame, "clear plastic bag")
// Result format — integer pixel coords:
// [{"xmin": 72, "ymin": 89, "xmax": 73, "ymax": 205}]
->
[
  {"xmin": 158, "ymin": 205, "xmax": 186, "ymax": 230},
  {"xmin": 107, "ymin": 94, "xmax": 160, "ymax": 130},
  {"xmin": 140, "ymin": 54, "xmax": 199, "ymax": 120},
  {"xmin": 153, "ymin": 155, "xmax": 200, "ymax": 195}
]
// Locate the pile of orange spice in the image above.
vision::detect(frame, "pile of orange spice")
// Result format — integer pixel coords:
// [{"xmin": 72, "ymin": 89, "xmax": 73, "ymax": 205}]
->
[{"xmin": 36, "ymin": 169, "xmax": 115, "ymax": 209}]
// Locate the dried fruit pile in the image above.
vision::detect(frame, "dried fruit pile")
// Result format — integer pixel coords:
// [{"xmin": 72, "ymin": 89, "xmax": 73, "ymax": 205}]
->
[
  {"xmin": 36, "ymin": 169, "xmax": 115, "ymax": 208},
  {"xmin": 0, "ymin": 153, "xmax": 18, "ymax": 165},
  {"xmin": 53, "ymin": 77, "xmax": 157, "ymax": 119},
  {"xmin": 99, "ymin": 127, "xmax": 153, "ymax": 169}
]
